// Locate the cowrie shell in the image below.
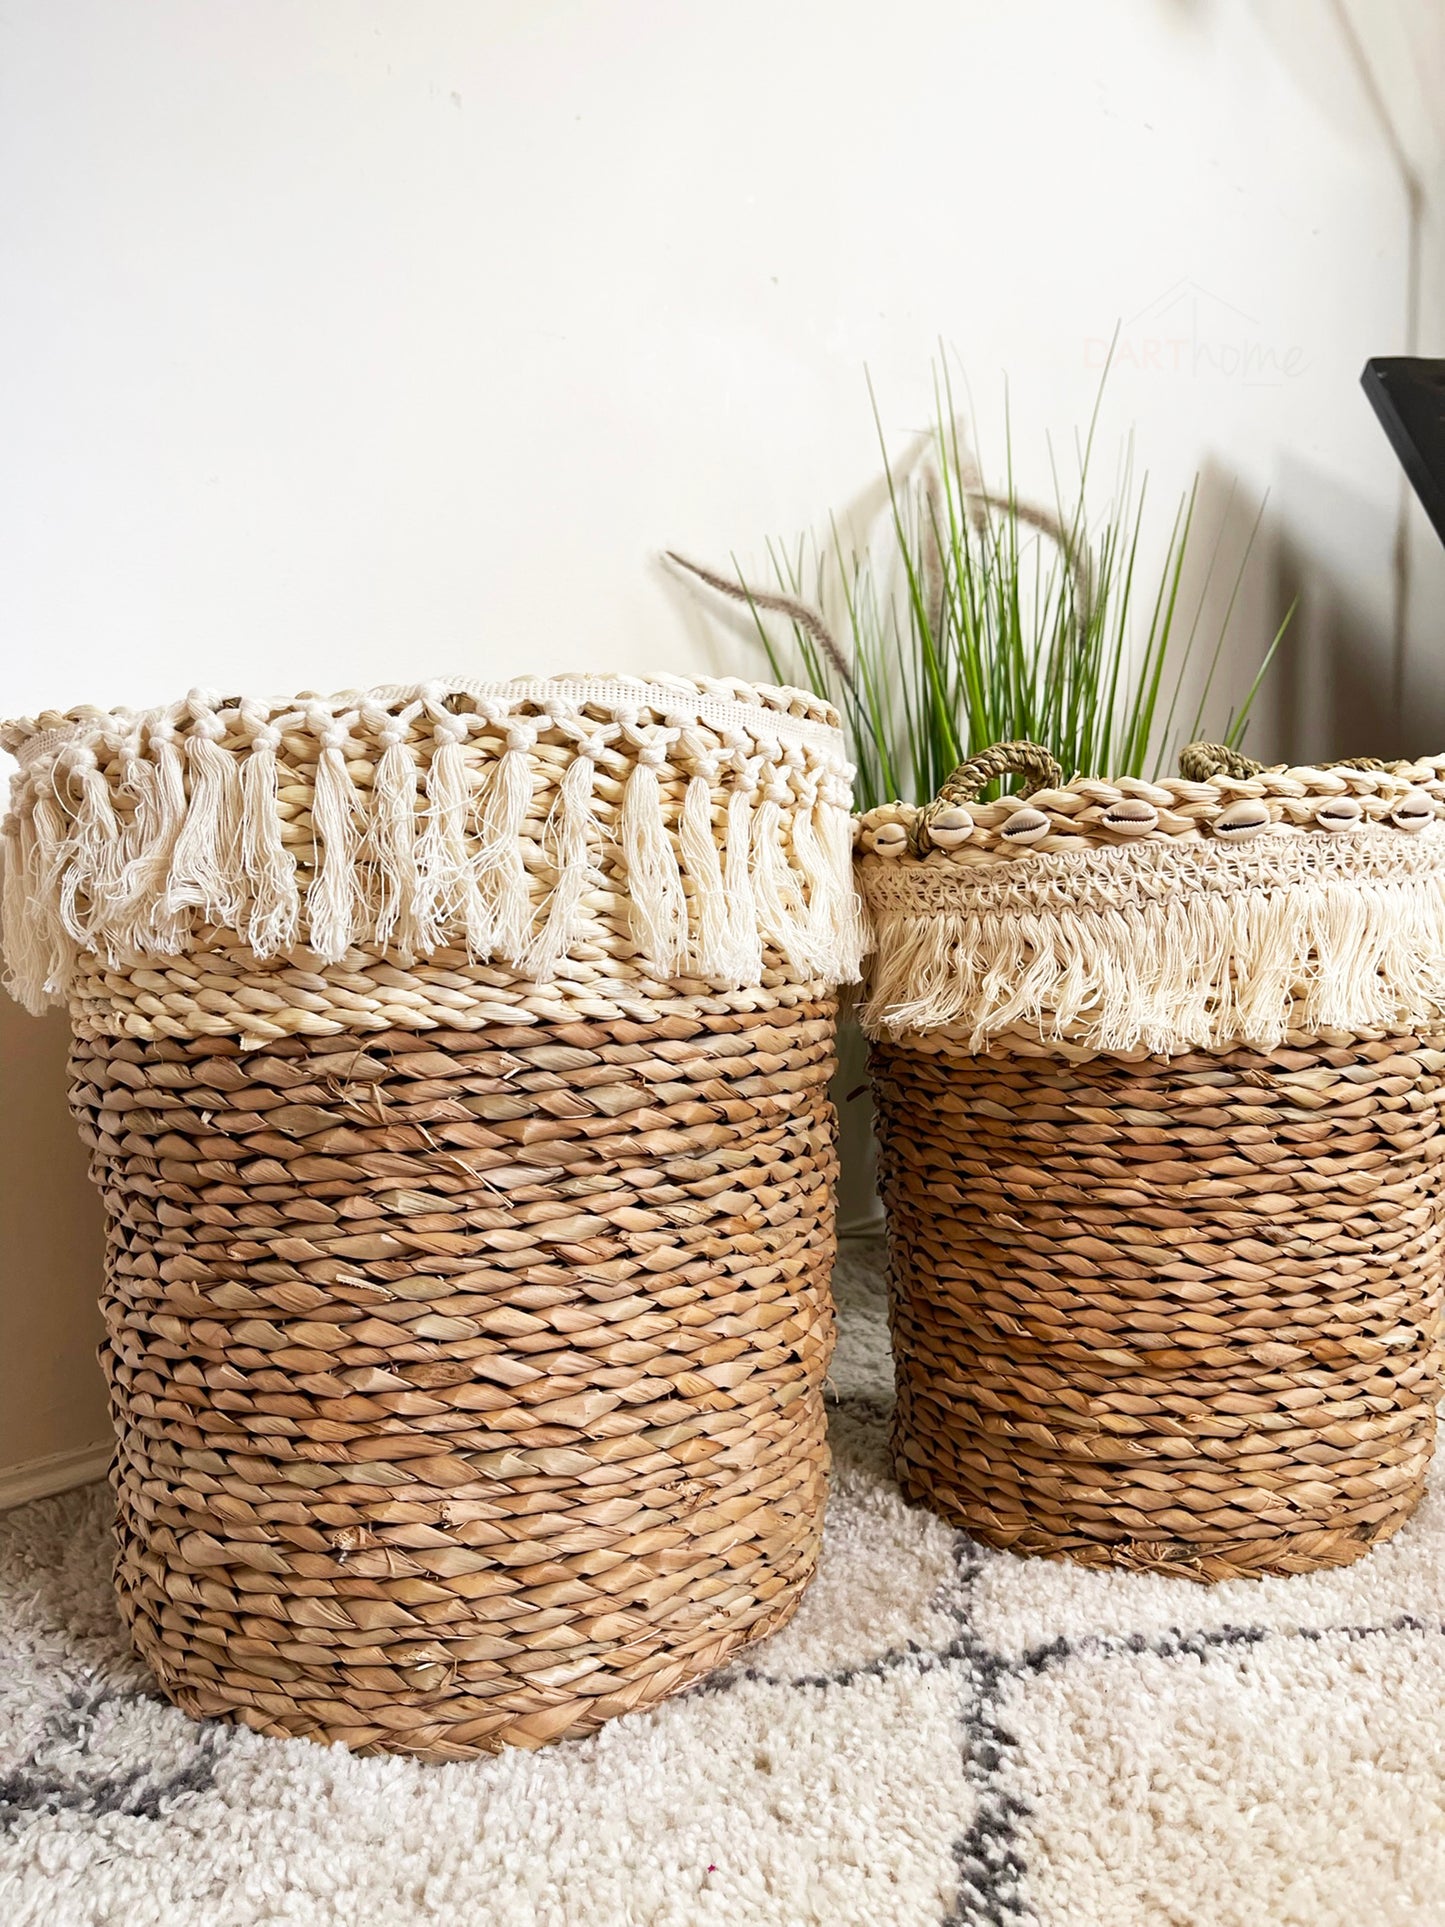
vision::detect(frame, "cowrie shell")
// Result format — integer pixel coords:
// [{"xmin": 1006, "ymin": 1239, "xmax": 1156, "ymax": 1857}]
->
[
  {"xmin": 1000, "ymin": 806, "xmax": 1051, "ymax": 845},
  {"xmin": 868, "ymin": 821, "xmax": 909, "ymax": 856},
  {"xmin": 1316, "ymin": 795, "xmax": 1362, "ymax": 831},
  {"xmin": 926, "ymin": 804, "xmax": 975, "ymax": 849},
  {"xmin": 1100, "ymin": 798, "xmax": 1159, "ymax": 835},
  {"xmin": 1392, "ymin": 788, "xmax": 1434, "ymax": 832},
  {"xmin": 1213, "ymin": 798, "xmax": 1272, "ymax": 840}
]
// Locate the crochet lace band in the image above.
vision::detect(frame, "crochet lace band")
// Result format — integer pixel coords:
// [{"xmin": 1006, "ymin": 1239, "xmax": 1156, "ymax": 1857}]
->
[{"xmin": 857, "ymin": 830, "xmax": 1445, "ymax": 1053}]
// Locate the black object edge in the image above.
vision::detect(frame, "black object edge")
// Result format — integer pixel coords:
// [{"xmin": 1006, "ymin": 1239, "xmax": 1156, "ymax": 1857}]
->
[{"xmin": 1362, "ymin": 356, "xmax": 1445, "ymax": 550}]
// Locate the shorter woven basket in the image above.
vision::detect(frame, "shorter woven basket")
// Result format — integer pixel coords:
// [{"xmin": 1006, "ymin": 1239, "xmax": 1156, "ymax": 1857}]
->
[
  {"xmin": 856, "ymin": 742, "xmax": 1445, "ymax": 1581},
  {"xmin": 2, "ymin": 674, "xmax": 863, "ymax": 1754}
]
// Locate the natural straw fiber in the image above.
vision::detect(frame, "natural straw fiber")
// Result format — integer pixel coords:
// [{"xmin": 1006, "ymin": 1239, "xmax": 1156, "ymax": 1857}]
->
[
  {"xmin": 856, "ymin": 742, "xmax": 1445, "ymax": 1580},
  {"xmin": 1, "ymin": 677, "xmax": 863, "ymax": 1012},
  {"xmin": 2, "ymin": 676, "xmax": 861, "ymax": 1755}
]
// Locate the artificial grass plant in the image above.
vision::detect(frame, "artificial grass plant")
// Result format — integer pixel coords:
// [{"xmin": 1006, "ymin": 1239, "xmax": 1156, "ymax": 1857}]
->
[{"xmin": 670, "ymin": 356, "xmax": 1292, "ymax": 811}]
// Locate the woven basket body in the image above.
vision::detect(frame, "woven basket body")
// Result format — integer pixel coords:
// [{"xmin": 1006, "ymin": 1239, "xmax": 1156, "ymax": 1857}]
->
[
  {"xmin": 2, "ymin": 676, "xmax": 862, "ymax": 1754},
  {"xmin": 857, "ymin": 751, "xmax": 1445, "ymax": 1580}
]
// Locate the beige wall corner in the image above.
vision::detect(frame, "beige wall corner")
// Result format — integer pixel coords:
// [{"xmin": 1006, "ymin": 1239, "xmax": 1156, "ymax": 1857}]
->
[
  {"xmin": 0, "ymin": 1000, "xmax": 108, "ymax": 1498},
  {"xmin": 833, "ymin": 1017, "xmax": 884, "ymax": 1241}
]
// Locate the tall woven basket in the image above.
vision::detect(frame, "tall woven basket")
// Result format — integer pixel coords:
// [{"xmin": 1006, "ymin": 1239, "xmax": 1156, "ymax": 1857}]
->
[
  {"xmin": 856, "ymin": 741, "xmax": 1445, "ymax": 1581},
  {"xmin": 1, "ymin": 675, "xmax": 863, "ymax": 1755}
]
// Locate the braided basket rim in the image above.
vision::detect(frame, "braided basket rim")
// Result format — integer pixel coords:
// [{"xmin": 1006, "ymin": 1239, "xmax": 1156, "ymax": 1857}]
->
[
  {"xmin": 2, "ymin": 673, "xmax": 843, "ymax": 761},
  {"xmin": 854, "ymin": 755, "xmax": 1445, "ymax": 860}
]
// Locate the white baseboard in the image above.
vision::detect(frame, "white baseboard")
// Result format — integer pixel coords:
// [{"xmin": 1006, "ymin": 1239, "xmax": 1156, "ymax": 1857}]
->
[{"xmin": 0, "ymin": 1443, "xmax": 111, "ymax": 1511}]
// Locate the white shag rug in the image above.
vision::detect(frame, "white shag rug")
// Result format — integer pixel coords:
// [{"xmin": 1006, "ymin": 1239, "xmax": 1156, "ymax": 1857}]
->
[{"xmin": 4, "ymin": 1241, "xmax": 1445, "ymax": 1927}]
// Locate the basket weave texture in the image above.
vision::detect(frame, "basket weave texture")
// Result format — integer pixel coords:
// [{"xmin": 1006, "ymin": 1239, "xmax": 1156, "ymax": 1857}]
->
[
  {"xmin": 857, "ymin": 747, "xmax": 1445, "ymax": 1580},
  {"xmin": 3, "ymin": 676, "xmax": 861, "ymax": 1755}
]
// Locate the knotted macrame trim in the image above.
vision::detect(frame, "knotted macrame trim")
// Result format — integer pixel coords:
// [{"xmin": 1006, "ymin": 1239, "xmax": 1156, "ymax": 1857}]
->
[
  {"xmin": 857, "ymin": 832, "xmax": 1445, "ymax": 1053},
  {"xmin": 1, "ymin": 675, "xmax": 865, "ymax": 1011}
]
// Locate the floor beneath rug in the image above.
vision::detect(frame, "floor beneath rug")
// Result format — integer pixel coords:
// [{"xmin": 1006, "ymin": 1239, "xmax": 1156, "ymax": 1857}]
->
[{"xmin": 3, "ymin": 1241, "xmax": 1444, "ymax": 1927}]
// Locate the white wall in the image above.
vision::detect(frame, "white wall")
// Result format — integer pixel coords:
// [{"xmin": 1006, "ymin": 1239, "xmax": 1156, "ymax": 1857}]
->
[{"xmin": 3, "ymin": 0, "xmax": 1444, "ymax": 1490}]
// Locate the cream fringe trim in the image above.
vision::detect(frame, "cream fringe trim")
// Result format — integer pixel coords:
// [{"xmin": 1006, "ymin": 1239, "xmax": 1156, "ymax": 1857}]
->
[
  {"xmin": 0, "ymin": 680, "xmax": 863, "ymax": 1011},
  {"xmin": 858, "ymin": 833, "xmax": 1445, "ymax": 1052}
]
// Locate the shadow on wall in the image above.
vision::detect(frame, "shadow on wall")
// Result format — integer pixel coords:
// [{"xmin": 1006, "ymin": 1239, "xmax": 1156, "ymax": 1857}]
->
[
  {"xmin": 0, "ymin": 997, "xmax": 108, "ymax": 1475},
  {"xmin": 1273, "ymin": 453, "xmax": 1410, "ymax": 762},
  {"xmin": 1156, "ymin": 455, "xmax": 1289, "ymax": 771},
  {"xmin": 1177, "ymin": 453, "xmax": 1445, "ymax": 768},
  {"xmin": 656, "ymin": 405, "xmax": 930, "ymax": 691}
]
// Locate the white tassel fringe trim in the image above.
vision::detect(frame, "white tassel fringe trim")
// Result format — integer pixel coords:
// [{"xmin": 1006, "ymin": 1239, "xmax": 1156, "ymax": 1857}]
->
[
  {"xmin": 859, "ymin": 835, "xmax": 1445, "ymax": 1053},
  {"xmin": 0, "ymin": 681, "xmax": 863, "ymax": 1010}
]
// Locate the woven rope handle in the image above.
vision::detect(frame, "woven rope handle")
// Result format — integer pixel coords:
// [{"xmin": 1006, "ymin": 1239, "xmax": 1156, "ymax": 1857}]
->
[
  {"xmin": 913, "ymin": 741, "xmax": 1064, "ymax": 853},
  {"xmin": 1178, "ymin": 742, "xmax": 1264, "ymax": 781},
  {"xmin": 1179, "ymin": 741, "xmax": 1411, "ymax": 781}
]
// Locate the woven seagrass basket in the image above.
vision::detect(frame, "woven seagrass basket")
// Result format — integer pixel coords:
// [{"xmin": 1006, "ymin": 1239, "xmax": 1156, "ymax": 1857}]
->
[
  {"xmin": 1, "ymin": 675, "xmax": 863, "ymax": 1755},
  {"xmin": 856, "ymin": 740, "xmax": 1445, "ymax": 1581}
]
